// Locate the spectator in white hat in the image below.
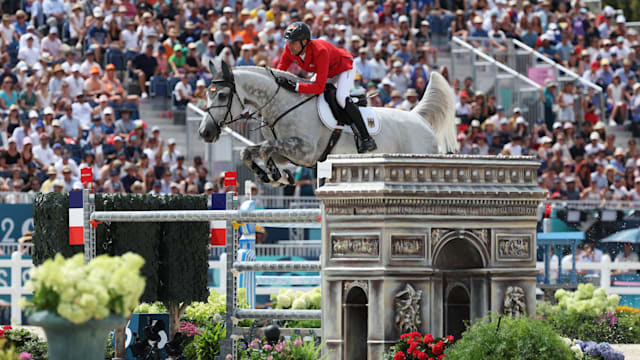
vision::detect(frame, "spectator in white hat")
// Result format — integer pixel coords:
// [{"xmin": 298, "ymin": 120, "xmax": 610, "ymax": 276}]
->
[
  {"xmin": 17, "ymin": 34, "xmax": 39, "ymax": 67},
  {"xmin": 41, "ymin": 26, "xmax": 62, "ymax": 58},
  {"xmin": 162, "ymin": 138, "xmax": 180, "ymax": 168}
]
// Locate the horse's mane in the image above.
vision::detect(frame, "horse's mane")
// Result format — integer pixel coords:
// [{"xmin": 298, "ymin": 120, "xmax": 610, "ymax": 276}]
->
[{"xmin": 232, "ymin": 66, "xmax": 315, "ymax": 85}]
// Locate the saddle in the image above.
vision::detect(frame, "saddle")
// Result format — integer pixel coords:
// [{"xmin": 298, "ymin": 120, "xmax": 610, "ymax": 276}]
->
[{"xmin": 323, "ymin": 84, "xmax": 367, "ymax": 126}]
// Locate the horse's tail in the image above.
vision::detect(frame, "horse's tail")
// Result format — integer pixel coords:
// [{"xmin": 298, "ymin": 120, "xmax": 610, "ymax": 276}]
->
[{"xmin": 411, "ymin": 71, "xmax": 458, "ymax": 153}]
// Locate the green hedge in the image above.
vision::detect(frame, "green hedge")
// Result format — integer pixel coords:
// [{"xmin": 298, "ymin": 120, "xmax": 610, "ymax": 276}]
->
[{"xmin": 32, "ymin": 193, "xmax": 210, "ymax": 304}]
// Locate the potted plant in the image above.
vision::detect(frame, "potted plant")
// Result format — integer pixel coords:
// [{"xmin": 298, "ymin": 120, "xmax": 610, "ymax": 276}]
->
[{"xmin": 22, "ymin": 253, "xmax": 146, "ymax": 360}]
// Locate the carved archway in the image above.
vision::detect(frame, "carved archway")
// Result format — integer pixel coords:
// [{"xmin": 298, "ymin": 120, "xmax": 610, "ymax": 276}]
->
[
  {"xmin": 444, "ymin": 284, "xmax": 470, "ymax": 339},
  {"xmin": 431, "ymin": 229, "xmax": 489, "ymax": 269},
  {"xmin": 343, "ymin": 286, "xmax": 368, "ymax": 360}
]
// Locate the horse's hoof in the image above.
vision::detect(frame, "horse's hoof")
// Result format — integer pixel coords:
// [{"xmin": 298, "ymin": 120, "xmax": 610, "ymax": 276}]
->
[
  {"xmin": 266, "ymin": 159, "xmax": 281, "ymax": 181},
  {"xmin": 284, "ymin": 169, "xmax": 295, "ymax": 185}
]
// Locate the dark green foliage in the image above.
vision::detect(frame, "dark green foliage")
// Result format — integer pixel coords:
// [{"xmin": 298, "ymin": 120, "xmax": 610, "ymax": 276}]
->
[
  {"xmin": 157, "ymin": 195, "xmax": 210, "ymax": 305},
  {"xmin": 96, "ymin": 194, "xmax": 163, "ymax": 302},
  {"xmin": 32, "ymin": 192, "xmax": 81, "ymax": 265},
  {"xmin": 444, "ymin": 314, "xmax": 575, "ymax": 360},
  {"xmin": 32, "ymin": 193, "xmax": 210, "ymax": 306}
]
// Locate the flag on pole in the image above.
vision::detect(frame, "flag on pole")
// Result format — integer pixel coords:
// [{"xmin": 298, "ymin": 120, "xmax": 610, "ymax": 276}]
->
[
  {"xmin": 69, "ymin": 190, "xmax": 84, "ymax": 245},
  {"xmin": 210, "ymin": 193, "xmax": 226, "ymax": 246}
]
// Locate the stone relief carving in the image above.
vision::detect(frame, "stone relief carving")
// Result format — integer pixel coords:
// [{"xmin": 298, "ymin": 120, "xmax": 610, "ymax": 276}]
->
[
  {"xmin": 343, "ymin": 280, "xmax": 369, "ymax": 298},
  {"xmin": 394, "ymin": 284, "xmax": 422, "ymax": 333},
  {"xmin": 391, "ymin": 236, "xmax": 425, "ymax": 257},
  {"xmin": 331, "ymin": 235, "xmax": 379, "ymax": 258},
  {"xmin": 503, "ymin": 286, "xmax": 526, "ymax": 316},
  {"xmin": 431, "ymin": 228, "xmax": 490, "ymax": 252},
  {"xmin": 497, "ymin": 235, "xmax": 531, "ymax": 259}
]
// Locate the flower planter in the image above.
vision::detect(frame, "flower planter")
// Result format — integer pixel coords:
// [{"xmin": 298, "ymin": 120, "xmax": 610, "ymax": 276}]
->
[{"xmin": 29, "ymin": 310, "xmax": 126, "ymax": 360}]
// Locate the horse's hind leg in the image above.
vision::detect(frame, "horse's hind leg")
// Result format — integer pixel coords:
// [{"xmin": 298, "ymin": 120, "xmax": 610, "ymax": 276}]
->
[
  {"xmin": 259, "ymin": 137, "xmax": 313, "ymax": 186},
  {"xmin": 241, "ymin": 146, "xmax": 270, "ymax": 184}
]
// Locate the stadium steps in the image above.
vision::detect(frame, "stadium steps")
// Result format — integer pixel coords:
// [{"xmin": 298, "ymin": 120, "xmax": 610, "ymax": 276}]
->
[{"xmin": 138, "ymin": 98, "xmax": 189, "ymax": 159}]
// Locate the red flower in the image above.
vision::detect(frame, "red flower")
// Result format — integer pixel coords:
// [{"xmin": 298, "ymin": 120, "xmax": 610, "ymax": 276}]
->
[
  {"xmin": 445, "ymin": 335, "xmax": 454, "ymax": 343},
  {"xmin": 394, "ymin": 352, "xmax": 406, "ymax": 360},
  {"xmin": 400, "ymin": 333, "xmax": 409, "ymax": 340},
  {"xmin": 432, "ymin": 341, "xmax": 445, "ymax": 355},
  {"xmin": 423, "ymin": 334, "xmax": 434, "ymax": 344},
  {"xmin": 417, "ymin": 352, "xmax": 428, "ymax": 360},
  {"xmin": 2, "ymin": 326, "xmax": 11, "ymax": 330},
  {"xmin": 408, "ymin": 342, "xmax": 419, "ymax": 354}
]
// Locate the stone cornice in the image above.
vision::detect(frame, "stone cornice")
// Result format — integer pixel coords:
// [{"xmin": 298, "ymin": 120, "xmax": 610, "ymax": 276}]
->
[{"xmin": 316, "ymin": 155, "xmax": 545, "ymax": 201}]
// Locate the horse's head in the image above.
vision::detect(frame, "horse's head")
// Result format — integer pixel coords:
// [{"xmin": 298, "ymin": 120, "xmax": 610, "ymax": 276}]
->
[{"xmin": 199, "ymin": 59, "xmax": 237, "ymax": 143}]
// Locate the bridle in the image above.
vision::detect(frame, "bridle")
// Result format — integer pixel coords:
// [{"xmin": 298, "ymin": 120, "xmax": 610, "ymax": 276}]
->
[{"xmin": 204, "ymin": 68, "xmax": 317, "ymax": 140}]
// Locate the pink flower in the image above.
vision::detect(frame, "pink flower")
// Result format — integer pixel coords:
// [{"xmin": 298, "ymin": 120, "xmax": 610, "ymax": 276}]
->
[
  {"xmin": 19, "ymin": 353, "xmax": 31, "ymax": 360},
  {"xmin": 268, "ymin": 357, "xmax": 273, "ymax": 360},
  {"xmin": 294, "ymin": 339, "xmax": 301, "ymax": 346},
  {"xmin": 226, "ymin": 355, "xmax": 232, "ymax": 359},
  {"xmin": 263, "ymin": 344, "xmax": 272, "ymax": 351}
]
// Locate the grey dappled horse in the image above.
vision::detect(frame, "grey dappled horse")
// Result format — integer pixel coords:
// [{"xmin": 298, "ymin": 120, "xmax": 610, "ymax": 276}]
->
[{"xmin": 199, "ymin": 60, "xmax": 457, "ymax": 186}]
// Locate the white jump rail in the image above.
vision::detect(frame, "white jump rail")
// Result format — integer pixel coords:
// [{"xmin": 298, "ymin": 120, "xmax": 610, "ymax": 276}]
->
[
  {"xmin": 537, "ymin": 256, "xmax": 640, "ymax": 296},
  {"xmin": 80, "ymin": 191, "xmax": 322, "ymax": 360}
]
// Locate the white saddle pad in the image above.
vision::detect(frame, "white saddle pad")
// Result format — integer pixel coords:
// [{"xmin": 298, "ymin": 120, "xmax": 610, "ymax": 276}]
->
[{"xmin": 317, "ymin": 94, "xmax": 381, "ymax": 135}]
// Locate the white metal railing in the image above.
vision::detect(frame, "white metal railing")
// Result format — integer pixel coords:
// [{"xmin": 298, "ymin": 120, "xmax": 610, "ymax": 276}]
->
[
  {"xmin": 0, "ymin": 193, "xmax": 36, "ymax": 204},
  {"xmin": 209, "ymin": 243, "xmax": 322, "ymax": 259},
  {"xmin": 543, "ymin": 200, "xmax": 640, "ymax": 210},
  {"xmin": 0, "ymin": 252, "xmax": 34, "ymax": 324},
  {"xmin": 453, "ymin": 37, "xmax": 542, "ymax": 88},
  {"xmin": 511, "ymin": 38, "xmax": 606, "ymax": 121},
  {"xmin": 536, "ymin": 256, "xmax": 640, "ymax": 296},
  {"xmin": 451, "ymin": 37, "xmax": 544, "ymax": 126},
  {"xmin": 236, "ymin": 195, "xmax": 320, "ymax": 209}
]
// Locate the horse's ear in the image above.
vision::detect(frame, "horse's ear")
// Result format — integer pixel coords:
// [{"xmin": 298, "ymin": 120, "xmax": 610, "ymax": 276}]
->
[
  {"xmin": 221, "ymin": 60, "xmax": 234, "ymax": 83},
  {"xmin": 207, "ymin": 58, "xmax": 218, "ymax": 78}
]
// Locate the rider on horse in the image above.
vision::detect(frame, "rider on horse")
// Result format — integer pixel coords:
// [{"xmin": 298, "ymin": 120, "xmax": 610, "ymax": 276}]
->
[{"xmin": 275, "ymin": 22, "xmax": 377, "ymax": 153}]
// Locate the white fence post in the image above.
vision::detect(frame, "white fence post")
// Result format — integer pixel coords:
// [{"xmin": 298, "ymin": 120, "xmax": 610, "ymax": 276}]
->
[
  {"xmin": 219, "ymin": 253, "xmax": 226, "ymax": 296},
  {"xmin": 600, "ymin": 255, "xmax": 612, "ymax": 294},
  {"xmin": 10, "ymin": 251, "xmax": 28, "ymax": 325}
]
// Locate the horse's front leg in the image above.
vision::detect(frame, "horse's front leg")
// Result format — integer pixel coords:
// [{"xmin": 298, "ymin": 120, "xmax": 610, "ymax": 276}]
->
[
  {"xmin": 260, "ymin": 137, "xmax": 314, "ymax": 186},
  {"xmin": 241, "ymin": 145, "xmax": 271, "ymax": 184}
]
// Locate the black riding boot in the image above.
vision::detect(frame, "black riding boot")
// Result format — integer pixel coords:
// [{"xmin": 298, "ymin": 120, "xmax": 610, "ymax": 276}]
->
[{"xmin": 344, "ymin": 98, "xmax": 377, "ymax": 153}]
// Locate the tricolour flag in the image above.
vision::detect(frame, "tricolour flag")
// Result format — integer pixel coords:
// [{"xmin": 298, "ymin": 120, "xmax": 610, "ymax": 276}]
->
[
  {"xmin": 69, "ymin": 190, "xmax": 84, "ymax": 245},
  {"xmin": 210, "ymin": 193, "xmax": 226, "ymax": 246}
]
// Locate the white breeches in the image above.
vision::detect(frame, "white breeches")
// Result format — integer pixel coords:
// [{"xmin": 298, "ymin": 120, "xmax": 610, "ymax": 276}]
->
[{"xmin": 333, "ymin": 65, "xmax": 357, "ymax": 108}]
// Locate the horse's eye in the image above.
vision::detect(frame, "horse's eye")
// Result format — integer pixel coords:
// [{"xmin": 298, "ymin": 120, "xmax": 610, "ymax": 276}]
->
[{"xmin": 218, "ymin": 92, "xmax": 228, "ymax": 100}]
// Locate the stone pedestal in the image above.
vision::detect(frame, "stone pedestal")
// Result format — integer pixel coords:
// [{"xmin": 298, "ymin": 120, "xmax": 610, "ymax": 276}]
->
[{"xmin": 315, "ymin": 154, "xmax": 546, "ymax": 360}]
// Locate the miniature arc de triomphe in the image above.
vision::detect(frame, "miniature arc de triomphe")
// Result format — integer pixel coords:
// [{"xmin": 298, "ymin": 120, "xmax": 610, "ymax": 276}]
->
[{"xmin": 314, "ymin": 154, "xmax": 546, "ymax": 360}]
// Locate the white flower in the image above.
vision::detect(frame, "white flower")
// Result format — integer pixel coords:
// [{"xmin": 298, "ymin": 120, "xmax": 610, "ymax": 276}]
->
[{"xmin": 570, "ymin": 344, "xmax": 583, "ymax": 359}]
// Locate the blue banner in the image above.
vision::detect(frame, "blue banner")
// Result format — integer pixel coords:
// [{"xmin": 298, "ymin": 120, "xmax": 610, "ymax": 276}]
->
[{"xmin": 0, "ymin": 204, "xmax": 34, "ymax": 242}]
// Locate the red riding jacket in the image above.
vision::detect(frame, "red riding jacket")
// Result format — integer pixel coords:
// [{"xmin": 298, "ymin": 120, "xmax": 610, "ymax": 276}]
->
[{"xmin": 277, "ymin": 39, "xmax": 353, "ymax": 95}]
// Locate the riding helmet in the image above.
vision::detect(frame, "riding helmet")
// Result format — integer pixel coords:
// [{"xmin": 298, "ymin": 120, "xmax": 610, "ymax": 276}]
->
[{"xmin": 283, "ymin": 22, "xmax": 311, "ymax": 42}]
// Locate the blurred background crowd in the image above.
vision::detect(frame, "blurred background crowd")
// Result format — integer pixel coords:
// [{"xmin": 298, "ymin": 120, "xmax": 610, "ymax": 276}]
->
[{"xmin": 0, "ymin": 0, "xmax": 636, "ymax": 200}]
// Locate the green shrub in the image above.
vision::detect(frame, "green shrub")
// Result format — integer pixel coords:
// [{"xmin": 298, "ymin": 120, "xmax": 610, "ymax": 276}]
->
[
  {"xmin": 444, "ymin": 314, "xmax": 575, "ymax": 360},
  {"xmin": 182, "ymin": 321, "xmax": 225, "ymax": 360},
  {"xmin": 536, "ymin": 285, "xmax": 640, "ymax": 343},
  {"xmin": 238, "ymin": 336, "xmax": 328, "ymax": 360},
  {"xmin": 540, "ymin": 306, "xmax": 640, "ymax": 344},
  {"xmin": 2, "ymin": 326, "xmax": 47, "ymax": 360}
]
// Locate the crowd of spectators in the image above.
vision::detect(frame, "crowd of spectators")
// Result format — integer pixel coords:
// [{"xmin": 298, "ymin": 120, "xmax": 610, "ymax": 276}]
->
[
  {"xmin": 449, "ymin": 2, "xmax": 640, "ymax": 202},
  {"xmin": 0, "ymin": 0, "xmax": 638, "ymax": 200}
]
